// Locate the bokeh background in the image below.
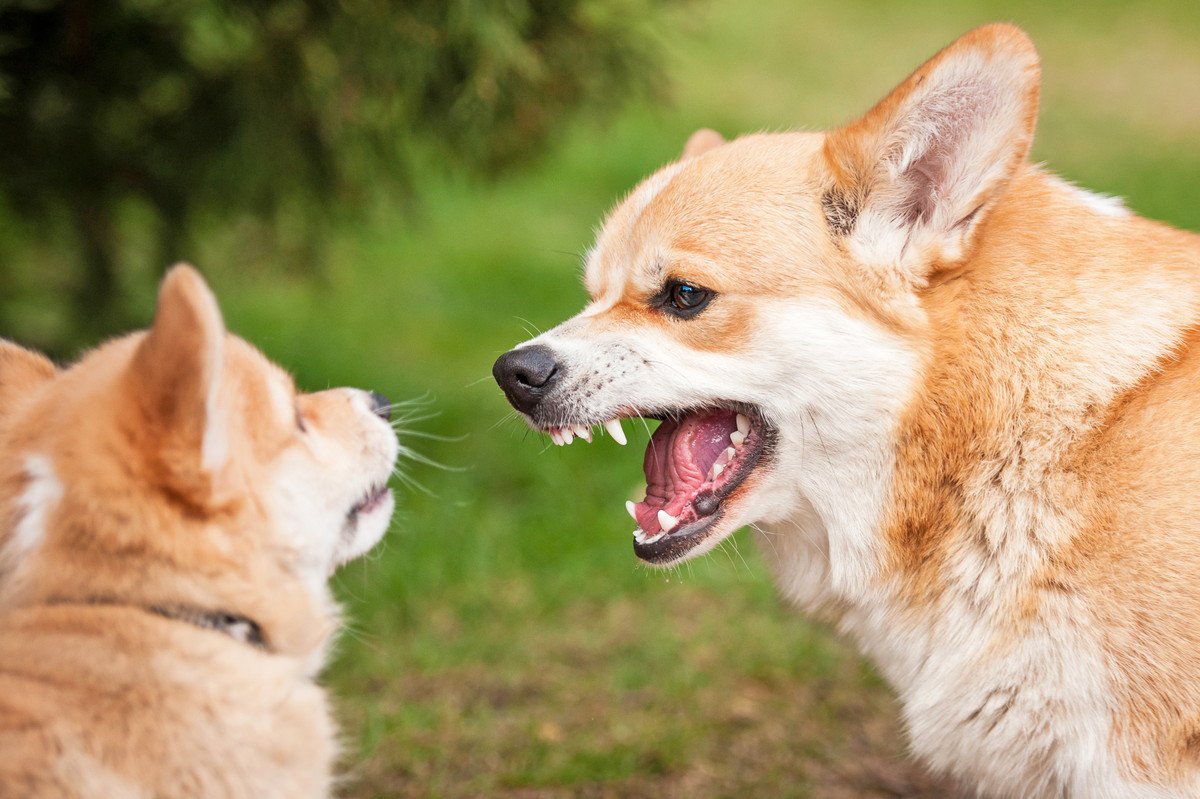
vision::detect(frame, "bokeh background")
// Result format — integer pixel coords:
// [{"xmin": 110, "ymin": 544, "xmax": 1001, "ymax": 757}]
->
[{"xmin": 3, "ymin": 1, "xmax": 1198, "ymax": 796}]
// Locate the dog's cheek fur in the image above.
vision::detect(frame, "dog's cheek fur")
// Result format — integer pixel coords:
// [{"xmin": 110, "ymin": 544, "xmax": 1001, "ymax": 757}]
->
[
  {"xmin": 527, "ymin": 295, "xmax": 921, "ymax": 572},
  {"xmin": 269, "ymin": 389, "xmax": 398, "ymax": 590}
]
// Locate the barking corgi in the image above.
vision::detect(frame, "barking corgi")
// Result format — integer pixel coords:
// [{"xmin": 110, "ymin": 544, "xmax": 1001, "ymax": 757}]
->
[
  {"xmin": 0, "ymin": 266, "xmax": 398, "ymax": 798},
  {"xmin": 494, "ymin": 24, "xmax": 1200, "ymax": 797}
]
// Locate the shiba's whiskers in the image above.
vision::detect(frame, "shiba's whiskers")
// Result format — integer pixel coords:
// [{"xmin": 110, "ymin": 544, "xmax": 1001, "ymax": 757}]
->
[
  {"xmin": 379, "ymin": 393, "xmax": 434, "ymax": 414},
  {"xmin": 392, "ymin": 427, "xmax": 466, "ymax": 443},
  {"xmin": 390, "ymin": 466, "xmax": 434, "ymax": 497},
  {"xmin": 396, "ymin": 442, "xmax": 462, "ymax": 473},
  {"xmin": 389, "ymin": 411, "xmax": 441, "ymax": 428}
]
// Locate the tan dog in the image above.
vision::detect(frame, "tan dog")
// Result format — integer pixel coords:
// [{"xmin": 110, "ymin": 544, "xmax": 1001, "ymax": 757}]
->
[
  {"xmin": 0, "ymin": 266, "xmax": 398, "ymax": 797},
  {"xmin": 494, "ymin": 24, "xmax": 1200, "ymax": 797}
]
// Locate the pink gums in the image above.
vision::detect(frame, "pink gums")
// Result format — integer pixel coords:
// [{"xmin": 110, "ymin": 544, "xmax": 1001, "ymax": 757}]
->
[{"xmin": 633, "ymin": 410, "xmax": 737, "ymax": 535}]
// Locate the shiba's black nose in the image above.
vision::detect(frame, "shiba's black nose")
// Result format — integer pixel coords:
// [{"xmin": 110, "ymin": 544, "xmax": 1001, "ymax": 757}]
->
[
  {"xmin": 369, "ymin": 391, "xmax": 391, "ymax": 421},
  {"xmin": 493, "ymin": 345, "xmax": 562, "ymax": 415}
]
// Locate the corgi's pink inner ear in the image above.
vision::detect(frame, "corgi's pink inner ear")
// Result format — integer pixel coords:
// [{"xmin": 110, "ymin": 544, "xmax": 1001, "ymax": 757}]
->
[
  {"xmin": 131, "ymin": 264, "xmax": 228, "ymax": 479},
  {"xmin": 681, "ymin": 128, "xmax": 725, "ymax": 159},
  {"xmin": 823, "ymin": 24, "xmax": 1040, "ymax": 276},
  {"xmin": 0, "ymin": 340, "xmax": 57, "ymax": 411}
]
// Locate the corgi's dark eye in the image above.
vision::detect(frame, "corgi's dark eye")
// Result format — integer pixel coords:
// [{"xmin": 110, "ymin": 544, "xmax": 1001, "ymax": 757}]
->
[{"xmin": 663, "ymin": 281, "xmax": 713, "ymax": 318}]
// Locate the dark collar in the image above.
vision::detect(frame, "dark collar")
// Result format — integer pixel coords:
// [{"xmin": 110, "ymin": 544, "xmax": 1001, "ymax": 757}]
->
[{"xmin": 45, "ymin": 597, "xmax": 268, "ymax": 651}]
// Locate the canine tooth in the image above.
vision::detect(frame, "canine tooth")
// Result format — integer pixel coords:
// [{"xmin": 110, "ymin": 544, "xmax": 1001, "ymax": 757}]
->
[
  {"xmin": 574, "ymin": 425, "xmax": 592, "ymax": 442},
  {"xmin": 657, "ymin": 510, "xmax": 678, "ymax": 533},
  {"xmin": 716, "ymin": 447, "xmax": 735, "ymax": 466},
  {"xmin": 625, "ymin": 500, "xmax": 638, "ymax": 520},
  {"xmin": 736, "ymin": 413, "xmax": 750, "ymax": 435},
  {"xmin": 604, "ymin": 418, "xmax": 627, "ymax": 446},
  {"xmin": 730, "ymin": 430, "xmax": 746, "ymax": 448},
  {"xmin": 711, "ymin": 462, "xmax": 725, "ymax": 479}
]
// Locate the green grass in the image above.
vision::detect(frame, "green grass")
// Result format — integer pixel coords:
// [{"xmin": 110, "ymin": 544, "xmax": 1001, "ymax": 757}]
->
[{"xmin": 105, "ymin": 1, "xmax": 1200, "ymax": 795}]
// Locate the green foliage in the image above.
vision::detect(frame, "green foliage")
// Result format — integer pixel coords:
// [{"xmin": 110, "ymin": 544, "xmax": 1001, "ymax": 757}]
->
[{"xmin": 0, "ymin": 0, "xmax": 675, "ymax": 350}]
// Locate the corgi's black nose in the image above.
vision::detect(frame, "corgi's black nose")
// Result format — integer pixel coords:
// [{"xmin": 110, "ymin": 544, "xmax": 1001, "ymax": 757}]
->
[
  {"xmin": 369, "ymin": 391, "xmax": 391, "ymax": 421},
  {"xmin": 493, "ymin": 345, "xmax": 562, "ymax": 415}
]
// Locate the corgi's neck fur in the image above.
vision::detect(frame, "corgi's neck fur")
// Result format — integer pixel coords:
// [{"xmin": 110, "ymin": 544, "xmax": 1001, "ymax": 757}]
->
[
  {"xmin": 768, "ymin": 163, "xmax": 1200, "ymax": 607},
  {"xmin": 759, "ymin": 164, "xmax": 1200, "ymax": 796}
]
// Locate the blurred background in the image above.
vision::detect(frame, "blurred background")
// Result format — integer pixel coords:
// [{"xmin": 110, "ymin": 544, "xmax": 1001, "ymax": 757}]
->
[{"xmin": 2, "ymin": 1, "xmax": 1197, "ymax": 796}]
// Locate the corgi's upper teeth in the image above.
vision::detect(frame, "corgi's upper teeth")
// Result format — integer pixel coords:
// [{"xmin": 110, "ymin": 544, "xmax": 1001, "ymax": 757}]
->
[
  {"xmin": 736, "ymin": 413, "xmax": 750, "ymax": 435},
  {"xmin": 604, "ymin": 418, "xmax": 627, "ymax": 446},
  {"xmin": 625, "ymin": 500, "xmax": 638, "ymax": 520},
  {"xmin": 716, "ymin": 447, "xmax": 735, "ymax": 467},
  {"xmin": 550, "ymin": 429, "xmax": 562, "ymax": 445},
  {"xmin": 574, "ymin": 425, "xmax": 592, "ymax": 442},
  {"xmin": 561, "ymin": 427, "xmax": 575, "ymax": 444},
  {"xmin": 730, "ymin": 430, "xmax": 746, "ymax": 448},
  {"xmin": 711, "ymin": 462, "xmax": 725, "ymax": 479},
  {"xmin": 657, "ymin": 510, "xmax": 678, "ymax": 533}
]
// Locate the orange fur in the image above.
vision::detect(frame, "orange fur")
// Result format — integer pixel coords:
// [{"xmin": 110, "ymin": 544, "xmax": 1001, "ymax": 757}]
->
[
  {"xmin": 0, "ymin": 266, "xmax": 398, "ymax": 797},
  {"xmin": 500, "ymin": 23, "xmax": 1200, "ymax": 796}
]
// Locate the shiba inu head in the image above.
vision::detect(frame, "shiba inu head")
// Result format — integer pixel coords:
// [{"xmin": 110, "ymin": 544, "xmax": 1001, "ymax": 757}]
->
[
  {"xmin": 495, "ymin": 24, "xmax": 1040, "ymax": 568},
  {"xmin": 0, "ymin": 266, "xmax": 398, "ymax": 659}
]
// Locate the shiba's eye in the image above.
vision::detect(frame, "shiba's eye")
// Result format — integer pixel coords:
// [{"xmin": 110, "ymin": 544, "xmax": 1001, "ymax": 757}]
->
[{"xmin": 664, "ymin": 281, "xmax": 713, "ymax": 317}]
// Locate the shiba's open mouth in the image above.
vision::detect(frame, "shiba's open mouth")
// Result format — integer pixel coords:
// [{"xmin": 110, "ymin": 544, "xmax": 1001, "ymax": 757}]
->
[
  {"xmin": 545, "ymin": 405, "xmax": 773, "ymax": 564},
  {"xmin": 349, "ymin": 481, "xmax": 391, "ymax": 519}
]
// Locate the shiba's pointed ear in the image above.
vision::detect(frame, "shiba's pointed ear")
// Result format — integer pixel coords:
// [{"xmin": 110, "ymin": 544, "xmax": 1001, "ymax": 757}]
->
[
  {"xmin": 0, "ymin": 340, "xmax": 57, "ymax": 412},
  {"xmin": 681, "ymin": 128, "xmax": 725, "ymax": 159},
  {"xmin": 822, "ymin": 24, "xmax": 1040, "ymax": 282},
  {"xmin": 129, "ymin": 264, "xmax": 229, "ymax": 496}
]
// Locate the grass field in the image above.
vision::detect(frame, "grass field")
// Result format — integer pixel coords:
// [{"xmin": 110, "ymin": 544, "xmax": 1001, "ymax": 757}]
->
[{"xmin": 134, "ymin": 1, "xmax": 1200, "ymax": 795}]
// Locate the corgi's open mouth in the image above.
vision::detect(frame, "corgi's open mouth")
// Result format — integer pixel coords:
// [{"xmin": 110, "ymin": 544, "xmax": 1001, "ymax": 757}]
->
[{"xmin": 544, "ymin": 405, "xmax": 773, "ymax": 564}]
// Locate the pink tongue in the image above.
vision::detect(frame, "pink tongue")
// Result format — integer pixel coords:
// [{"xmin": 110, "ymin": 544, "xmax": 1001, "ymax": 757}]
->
[{"xmin": 635, "ymin": 410, "xmax": 737, "ymax": 534}]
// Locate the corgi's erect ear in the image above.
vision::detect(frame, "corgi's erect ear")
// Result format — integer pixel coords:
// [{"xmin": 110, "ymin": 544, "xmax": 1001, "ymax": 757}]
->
[
  {"xmin": 129, "ymin": 265, "xmax": 229, "ymax": 496},
  {"xmin": 822, "ymin": 24, "xmax": 1040, "ymax": 281},
  {"xmin": 0, "ymin": 340, "xmax": 57, "ymax": 412},
  {"xmin": 681, "ymin": 128, "xmax": 726, "ymax": 159}
]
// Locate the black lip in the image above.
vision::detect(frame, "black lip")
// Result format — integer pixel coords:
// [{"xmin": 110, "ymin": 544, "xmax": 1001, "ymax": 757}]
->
[{"xmin": 630, "ymin": 405, "xmax": 775, "ymax": 565}]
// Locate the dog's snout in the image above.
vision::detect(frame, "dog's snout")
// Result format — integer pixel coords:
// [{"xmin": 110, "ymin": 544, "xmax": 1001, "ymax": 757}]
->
[
  {"xmin": 368, "ymin": 391, "xmax": 391, "ymax": 421},
  {"xmin": 492, "ymin": 345, "xmax": 562, "ymax": 415}
]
